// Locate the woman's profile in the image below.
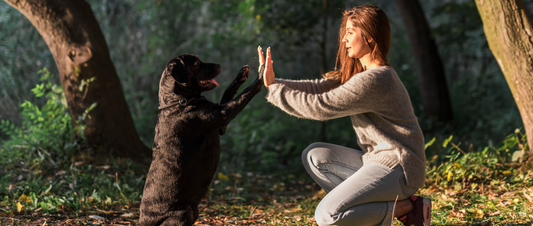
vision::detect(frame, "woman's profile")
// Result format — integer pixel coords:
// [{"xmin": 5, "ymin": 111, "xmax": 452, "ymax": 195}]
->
[{"xmin": 258, "ymin": 4, "xmax": 431, "ymax": 226}]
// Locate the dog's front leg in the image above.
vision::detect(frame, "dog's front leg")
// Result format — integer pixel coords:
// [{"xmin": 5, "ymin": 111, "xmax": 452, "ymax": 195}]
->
[
  {"xmin": 218, "ymin": 64, "xmax": 265, "ymax": 127},
  {"xmin": 220, "ymin": 66, "xmax": 249, "ymax": 105},
  {"xmin": 218, "ymin": 65, "xmax": 256, "ymax": 135},
  {"xmin": 201, "ymin": 64, "xmax": 264, "ymax": 134}
]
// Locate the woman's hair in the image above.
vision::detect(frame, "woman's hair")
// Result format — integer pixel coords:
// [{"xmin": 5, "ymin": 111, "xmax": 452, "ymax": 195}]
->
[{"xmin": 325, "ymin": 5, "xmax": 391, "ymax": 84}]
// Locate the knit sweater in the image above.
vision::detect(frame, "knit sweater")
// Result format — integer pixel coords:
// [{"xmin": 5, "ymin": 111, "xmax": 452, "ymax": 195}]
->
[{"xmin": 265, "ymin": 66, "xmax": 426, "ymax": 188}]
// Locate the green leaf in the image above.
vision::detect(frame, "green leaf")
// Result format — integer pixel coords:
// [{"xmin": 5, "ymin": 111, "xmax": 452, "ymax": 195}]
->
[
  {"xmin": 43, "ymin": 184, "xmax": 52, "ymax": 195},
  {"xmin": 40, "ymin": 201, "xmax": 48, "ymax": 211},
  {"xmin": 86, "ymin": 102, "xmax": 98, "ymax": 112},
  {"xmin": 443, "ymin": 135, "xmax": 453, "ymax": 148},
  {"xmin": 425, "ymin": 137, "xmax": 436, "ymax": 150},
  {"xmin": 105, "ymin": 196, "xmax": 112, "ymax": 205}
]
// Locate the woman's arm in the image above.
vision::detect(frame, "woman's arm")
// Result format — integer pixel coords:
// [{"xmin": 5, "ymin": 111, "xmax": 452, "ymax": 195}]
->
[
  {"xmin": 257, "ymin": 46, "xmax": 338, "ymax": 94},
  {"xmin": 265, "ymin": 67, "xmax": 393, "ymax": 121},
  {"xmin": 273, "ymin": 78, "xmax": 338, "ymax": 94}
]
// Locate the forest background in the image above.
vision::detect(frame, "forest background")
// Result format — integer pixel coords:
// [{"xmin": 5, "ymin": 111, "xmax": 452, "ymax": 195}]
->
[{"xmin": 1, "ymin": 0, "xmax": 533, "ymax": 225}]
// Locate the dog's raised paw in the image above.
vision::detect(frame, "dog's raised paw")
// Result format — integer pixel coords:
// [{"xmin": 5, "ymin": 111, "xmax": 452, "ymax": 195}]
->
[{"xmin": 237, "ymin": 65, "xmax": 249, "ymax": 82}]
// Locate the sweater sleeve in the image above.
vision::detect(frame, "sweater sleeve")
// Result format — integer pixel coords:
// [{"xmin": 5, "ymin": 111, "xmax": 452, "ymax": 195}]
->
[
  {"xmin": 273, "ymin": 78, "xmax": 339, "ymax": 94},
  {"xmin": 266, "ymin": 69, "xmax": 390, "ymax": 121}
]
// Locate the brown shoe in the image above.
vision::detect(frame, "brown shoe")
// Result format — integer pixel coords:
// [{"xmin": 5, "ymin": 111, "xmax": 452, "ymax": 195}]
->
[{"xmin": 397, "ymin": 196, "xmax": 432, "ymax": 226}]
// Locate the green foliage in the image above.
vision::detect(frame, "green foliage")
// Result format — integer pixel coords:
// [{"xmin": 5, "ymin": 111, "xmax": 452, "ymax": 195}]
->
[
  {"xmin": 420, "ymin": 130, "xmax": 532, "ymax": 225},
  {"xmin": 0, "ymin": 157, "xmax": 146, "ymax": 216},
  {"xmin": 0, "ymin": 68, "xmax": 78, "ymax": 162},
  {"xmin": 426, "ymin": 129, "xmax": 529, "ymax": 186},
  {"xmin": 254, "ymin": 0, "xmax": 345, "ymax": 46}
]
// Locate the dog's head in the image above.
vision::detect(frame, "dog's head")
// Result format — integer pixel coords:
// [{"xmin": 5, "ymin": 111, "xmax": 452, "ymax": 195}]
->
[{"xmin": 165, "ymin": 54, "xmax": 221, "ymax": 92}]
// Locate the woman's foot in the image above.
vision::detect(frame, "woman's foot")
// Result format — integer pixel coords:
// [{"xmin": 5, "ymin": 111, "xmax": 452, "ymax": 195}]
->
[
  {"xmin": 394, "ymin": 198, "xmax": 413, "ymax": 217},
  {"xmin": 396, "ymin": 196, "xmax": 432, "ymax": 226}
]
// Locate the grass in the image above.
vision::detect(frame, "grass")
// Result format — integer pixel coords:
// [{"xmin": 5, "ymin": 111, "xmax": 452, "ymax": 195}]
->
[
  {"xmin": 418, "ymin": 131, "xmax": 533, "ymax": 225},
  {"xmin": 0, "ymin": 153, "xmax": 323, "ymax": 225},
  {"xmin": 1, "ymin": 130, "xmax": 531, "ymax": 225}
]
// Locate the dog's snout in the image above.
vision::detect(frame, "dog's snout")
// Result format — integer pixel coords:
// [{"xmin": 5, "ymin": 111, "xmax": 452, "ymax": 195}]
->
[{"xmin": 216, "ymin": 64, "xmax": 221, "ymax": 74}]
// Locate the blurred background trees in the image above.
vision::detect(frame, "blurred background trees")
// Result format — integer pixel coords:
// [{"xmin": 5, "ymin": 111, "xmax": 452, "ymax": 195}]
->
[
  {"xmin": 1, "ymin": 0, "xmax": 531, "ymax": 174},
  {"xmin": 395, "ymin": 0, "xmax": 453, "ymax": 123}
]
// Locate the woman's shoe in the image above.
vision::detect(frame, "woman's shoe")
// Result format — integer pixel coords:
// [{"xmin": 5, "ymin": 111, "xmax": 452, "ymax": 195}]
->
[{"xmin": 397, "ymin": 196, "xmax": 432, "ymax": 226}]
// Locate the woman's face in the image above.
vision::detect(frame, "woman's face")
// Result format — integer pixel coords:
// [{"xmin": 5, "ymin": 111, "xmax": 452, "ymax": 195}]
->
[{"xmin": 342, "ymin": 20, "xmax": 371, "ymax": 59}]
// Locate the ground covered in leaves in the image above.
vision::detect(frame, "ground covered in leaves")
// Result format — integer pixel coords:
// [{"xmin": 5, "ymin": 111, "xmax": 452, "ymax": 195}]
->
[
  {"xmin": 0, "ymin": 164, "xmax": 324, "ymax": 225},
  {"xmin": 1, "ymin": 132, "xmax": 532, "ymax": 225}
]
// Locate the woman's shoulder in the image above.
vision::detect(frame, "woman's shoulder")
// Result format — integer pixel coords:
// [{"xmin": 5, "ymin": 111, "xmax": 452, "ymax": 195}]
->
[
  {"xmin": 350, "ymin": 66, "xmax": 397, "ymax": 83},
  {"xmin": 365, "ymin": 65, "xmax": 397, "ymax": 76}
]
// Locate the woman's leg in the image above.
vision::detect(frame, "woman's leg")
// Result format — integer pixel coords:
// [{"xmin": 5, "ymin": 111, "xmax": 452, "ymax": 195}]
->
[
  {"xmin": 302, "ymin": 142, "xmax": 418, "ymax": 226},
  {"xmin": 301, "ymin": 142, "xmax": 364, "ymax": 192}
]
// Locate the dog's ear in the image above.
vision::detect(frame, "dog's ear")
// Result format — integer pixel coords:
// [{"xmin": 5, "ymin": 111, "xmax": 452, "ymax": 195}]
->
[{"xmin": 167, "ymin": 57, "xmax": 188, "ymax": 84}]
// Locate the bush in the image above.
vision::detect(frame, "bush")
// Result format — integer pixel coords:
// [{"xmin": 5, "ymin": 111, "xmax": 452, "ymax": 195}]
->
[{"xmin": 0, "ymin": 68, "xmax": 84, "ymax": 179}]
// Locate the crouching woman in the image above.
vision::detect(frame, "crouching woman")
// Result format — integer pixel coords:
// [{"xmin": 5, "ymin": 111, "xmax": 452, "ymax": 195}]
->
[{"xmin": 257, "ymin": 5, "xmax": 431, "ymax": 226}]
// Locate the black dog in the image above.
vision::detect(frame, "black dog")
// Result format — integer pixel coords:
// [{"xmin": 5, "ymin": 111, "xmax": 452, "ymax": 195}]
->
[{"xmin": 139, "ymin": 54, "xmax": 264, "ymax": 226}]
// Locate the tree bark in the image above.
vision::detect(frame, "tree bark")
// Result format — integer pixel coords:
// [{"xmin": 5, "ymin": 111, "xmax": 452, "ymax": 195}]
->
[
  {"xmin": 475, "ymin": 0, "xmax": 533, "ymax": 152},
  {"xmin": 4, "ymin": 0, "xmax": 151, "ymax": 160},
  {"xmin": 395, "ymin": 0, "xmax": 454, "ymax": 122}
]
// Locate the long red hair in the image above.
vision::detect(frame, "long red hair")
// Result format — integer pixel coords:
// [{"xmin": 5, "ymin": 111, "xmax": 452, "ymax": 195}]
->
[{"xmin": 325, "ymin": 5, "xmax": 391, "ymax": 84}]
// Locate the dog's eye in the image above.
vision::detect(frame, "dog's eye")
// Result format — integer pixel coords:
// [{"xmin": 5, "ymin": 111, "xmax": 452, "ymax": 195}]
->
[{"xmin": 194, "ymin": 61, "xmax": 198, "ymax": 66}]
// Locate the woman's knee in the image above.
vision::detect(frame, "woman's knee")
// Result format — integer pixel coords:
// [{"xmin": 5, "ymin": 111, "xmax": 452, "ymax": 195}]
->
[
  {"xmin": 314, "ymin": 202, "xmax": 338, "ymax": 226},
  {"xmin": 301, "ymin": 142, "xmax": 330, "ymax": 166}
]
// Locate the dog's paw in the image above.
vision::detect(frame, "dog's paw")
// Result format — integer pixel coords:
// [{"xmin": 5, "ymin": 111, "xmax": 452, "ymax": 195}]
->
[{"xmin": 236, "ymin": 65, "xmax": 249, "ymax": 83}]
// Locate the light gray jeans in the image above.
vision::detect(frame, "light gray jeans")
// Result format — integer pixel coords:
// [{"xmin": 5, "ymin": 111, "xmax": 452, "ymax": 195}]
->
[{"xmin": 302, "ymin": 142, "xmax": 418, "ymax": 226}]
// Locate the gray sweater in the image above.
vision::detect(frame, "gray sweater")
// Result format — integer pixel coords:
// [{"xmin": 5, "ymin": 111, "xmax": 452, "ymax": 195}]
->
[{"xmin": 265, "ymin": 66, "xmax": 426, "ymax": 188}]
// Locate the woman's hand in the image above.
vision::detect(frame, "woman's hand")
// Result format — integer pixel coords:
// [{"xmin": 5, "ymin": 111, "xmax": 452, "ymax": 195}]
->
[{"xmin": 257, "ymin": 46, "xmax": 275, "ymax": 89}]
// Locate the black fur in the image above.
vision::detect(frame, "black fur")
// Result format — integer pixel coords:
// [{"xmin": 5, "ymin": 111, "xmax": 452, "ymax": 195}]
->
[{"xmin": 139, "ymin": 54, "xmax": 264, "ymax": 226}]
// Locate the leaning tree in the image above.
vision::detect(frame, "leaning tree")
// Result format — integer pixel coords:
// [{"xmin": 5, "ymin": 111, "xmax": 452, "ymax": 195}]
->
[
  {"xmin": 4, "ymin": 0, "xmax": 151, "ymax": 159},
  {"xmin": 475, "ymin": 0, "xmax": 533, "ymax": 151}
]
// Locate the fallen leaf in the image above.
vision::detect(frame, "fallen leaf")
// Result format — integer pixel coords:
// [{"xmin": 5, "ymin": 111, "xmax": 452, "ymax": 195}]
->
[
  {"xmin": 89, "ymin": 215, "xmax": 104, "ymax": 220},
  {"xmin": 96, "ymin": 165, "xmax": 110, "ymax": 169},
  {"xmin": 120, "ymin": 212, "xmax": 135, "ymax": 218},
  {"xmin": 16, "ymin": 202, "xmax": 23, "ymax": 213},
  {"xmin": 218, "ymin": 172, "xmax": 229, "ymax": 181},
  {"xmin": 523, "ymin": 192, "xmax": 533, "ymax": 203},
  {"xmin": 472, "ymin": 209, "xmax": 484, "ymax": 218}
]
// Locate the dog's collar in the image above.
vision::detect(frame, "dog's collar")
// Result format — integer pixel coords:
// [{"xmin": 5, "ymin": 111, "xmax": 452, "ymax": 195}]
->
[
  {"xmin": 158, "ymin": 95, "xmax": 207, "ymax": 110},
  {"xmin": 177, "ymin": 95, "xmax": 188, "ymax": 105},
  {"xmin": 157, "ymin": 95, "xmax": 187, "ymax": 110}
]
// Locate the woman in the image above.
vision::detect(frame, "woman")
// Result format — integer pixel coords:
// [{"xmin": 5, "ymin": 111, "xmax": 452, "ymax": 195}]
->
[{"xmin": 257, "ymin": 5, "xmax": 431, "ymax": 226}]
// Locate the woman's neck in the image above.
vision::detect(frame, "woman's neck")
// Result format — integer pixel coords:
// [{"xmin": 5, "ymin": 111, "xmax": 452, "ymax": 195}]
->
[{"xmin": 359, "ymin": 53, "xmax": 384, "ymax": 70}]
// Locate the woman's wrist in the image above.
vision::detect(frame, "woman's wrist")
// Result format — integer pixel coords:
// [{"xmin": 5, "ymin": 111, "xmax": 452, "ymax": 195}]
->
[{"xmin": 265, "ymin": 80, "xmax": 276, "ymax": 89}]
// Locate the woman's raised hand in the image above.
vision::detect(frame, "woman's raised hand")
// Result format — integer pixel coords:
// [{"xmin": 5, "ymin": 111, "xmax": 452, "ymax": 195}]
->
[{"xmin": 257, "ymin": 46, "xmax": 275, "ymax": 89}]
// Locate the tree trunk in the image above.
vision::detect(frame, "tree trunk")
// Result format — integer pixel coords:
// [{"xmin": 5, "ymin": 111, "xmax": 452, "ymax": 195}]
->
[
  {"xmin": 4, "ymin": 0, "xmax": 151, "ymax": 160},
  {"xmin": 475, "ymin": 0, "xmax": 533, "ymax": 152},
  {"xmin": 395, "ymin": 0, "xmax": 454, "ymax": 122}
]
